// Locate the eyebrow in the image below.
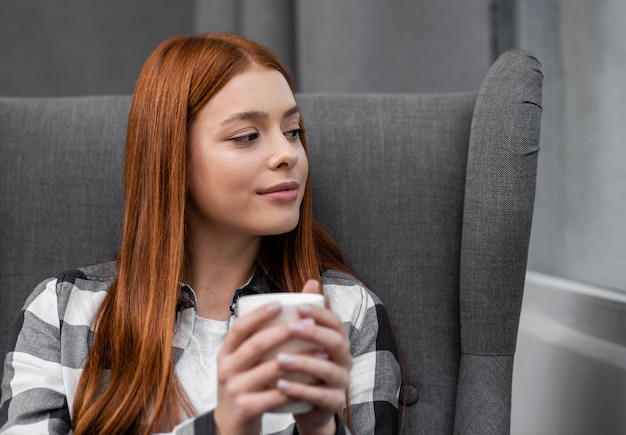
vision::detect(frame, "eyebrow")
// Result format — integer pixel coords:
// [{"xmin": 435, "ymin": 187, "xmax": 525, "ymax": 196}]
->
[{"xmin": 221, "ymin": 105, "xmax": 300, "ymax": 125}]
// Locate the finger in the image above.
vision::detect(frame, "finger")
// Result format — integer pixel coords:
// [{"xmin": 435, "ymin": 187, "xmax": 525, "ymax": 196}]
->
[
  {"xmin": 229, "ymin": 388, "xmax": 294, "ymax": 418},
  {"xmin": 297, "ymin": 303, "xmax": 343, "ymax": 332},
  {"xmin": 289, "ymin": 313, "xmax": 352, "ymax": 369},
  {"xmin": 276, "ymin": 378, "xmax": 346, "ymax": 412},
  {"xmin": 224, "ymin": 355, "xmax": 291, "ymax": 394},
  {"xmin": 301, "ymin": 279, "xmax": 322, "ymax": 295},
  {"xmin": 276, "ymin": 352, "xmax": 350, "ymax": 388},
  {"xmin": 221, "ymin": 302, "xmax": 282, "ymax": 354},
  {"xmin": 219, "ymin": 321, "xmax": 296, "ymax": 375}
]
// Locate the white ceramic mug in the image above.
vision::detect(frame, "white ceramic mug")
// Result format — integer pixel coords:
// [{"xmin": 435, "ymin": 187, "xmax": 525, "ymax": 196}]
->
[{"xmin": 236, "ymin": 292, "xmax": 325, "ymax": 414}]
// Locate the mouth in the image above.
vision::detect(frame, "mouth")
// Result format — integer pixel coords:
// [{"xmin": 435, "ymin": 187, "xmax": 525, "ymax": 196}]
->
[{"xmin": 257, "ymin": 181, "xmax": 300, "ymax": 201}]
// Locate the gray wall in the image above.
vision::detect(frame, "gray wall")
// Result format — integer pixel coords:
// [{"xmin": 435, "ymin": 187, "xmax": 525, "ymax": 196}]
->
[
  {"xmin": 0, "ymin": 0, "xmax": 194, "ymax": 96},
  {"xmin": 1, "ymin": 0, "xmax": 493, "ymax": 96},
  {"xmin": 193, "ymin": 0, "xmax": 494, "ymax": 93},
  {"xmin": 293, "ymin": 0, "xmax": 492, "ymax": 92},
  {"xmin": 520, "ymin": 0, "xmax": 626, "ymax": 293},
  {"xmin": 511, "ymin": 1, "xmax": 626, "ymax": 433}
]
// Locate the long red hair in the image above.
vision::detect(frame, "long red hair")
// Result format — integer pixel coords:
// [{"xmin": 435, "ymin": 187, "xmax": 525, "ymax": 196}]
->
[{"xmin": 72, "ymin": 33, "xmax": 351, "ymax": 434}]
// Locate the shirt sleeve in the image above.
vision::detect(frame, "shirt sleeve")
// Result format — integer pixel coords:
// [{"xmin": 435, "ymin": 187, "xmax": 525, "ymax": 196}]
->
[
  {"xmin": 156, "ymin": 410, "xmax": 216, "ymax": 435},
  {"xmin": 168, "ymin": 412, "xmax": 349, "ymax": 435},
  {"xmin": 343, "ymin": 286, "xmax": 402, "ymax": 434},
  {"xmin": 0, "ymin": 278, "xmax": 218, "ymax": 435},
  {"xmin": 0, "ymin": 278, "xmax": 73, "ymax": 434}
]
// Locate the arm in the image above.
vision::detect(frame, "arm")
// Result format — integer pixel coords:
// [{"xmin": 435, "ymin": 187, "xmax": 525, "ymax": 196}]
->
[
  {"xmin": 273, "ymin": 278, "xmax": 401, "ymax": 435},
  {"xmin": 349, "ymin": 291, "xmax": 401, "ymax": 434},
  {"xmin": 0, "ymin": 278, "xmax": 72, "ymax": 434},
  {"xmin": 324, "ymin": 279, "xmax": 402, "ymax": 434},
  {"xmin": 1, "ymin": 276, "xmax": 224, "ymax": 435}
]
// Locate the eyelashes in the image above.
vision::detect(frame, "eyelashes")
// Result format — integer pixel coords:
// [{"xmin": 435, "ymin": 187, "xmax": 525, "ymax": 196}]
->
[
  {"xmin": 232, "ymin": 132, "xmax": 259, "ymax": 143},
  {"xmin": 284, "ymin": 128, "xmax": 305, "ymax": 140},
  {"xmin": 231, "ymin": 128, "xmax": 305, "ymax": 144}
]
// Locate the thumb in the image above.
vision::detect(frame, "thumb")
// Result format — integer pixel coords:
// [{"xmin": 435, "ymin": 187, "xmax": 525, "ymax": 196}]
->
[{"xmin": 301, "ymin": 279, "xmax": 321, "ymax": 294}]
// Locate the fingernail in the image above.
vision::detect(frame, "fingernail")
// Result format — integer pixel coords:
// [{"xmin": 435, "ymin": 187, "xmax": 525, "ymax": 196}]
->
[
  {"xmin": 299, "ymin": 304, "xmax": 313, "ymax": 313},
  {"xmin": 277, "ymin": 352, "xmax": 294, "ymax": 364},
  {"xmin": 266, "ymin": 302, "xmax": 281, "ymax": 312},
  {"xmin": 314, "ymin": 352, "xmax": 329, "ymax": 360},
  {"xmin": 289, "ymin": 321, "xmax": 304, "ymax": 332},
  {"xmin": 290, "ymin": 318, "xmax": 315, "ymax": 331},
  {"xmin": 277, "ymin": 379, "xmax": 292, "ymax": 390}
]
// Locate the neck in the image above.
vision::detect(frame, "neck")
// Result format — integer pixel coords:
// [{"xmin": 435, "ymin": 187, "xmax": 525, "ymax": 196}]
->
[{"xmin": 185, "ymin": 229, "xmax": 261, "ymax": 320}]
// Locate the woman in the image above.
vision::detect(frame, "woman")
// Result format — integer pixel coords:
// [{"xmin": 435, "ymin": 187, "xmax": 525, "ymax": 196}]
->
[{"xmin": 0, "ymin": 33, "xmax": 401, "ymax": 434}]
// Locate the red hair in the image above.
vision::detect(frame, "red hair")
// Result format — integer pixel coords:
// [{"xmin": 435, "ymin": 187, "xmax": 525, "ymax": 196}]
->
[{"xmin": 72, "ymin": 33, "xmax": 351, "ymax": 434}]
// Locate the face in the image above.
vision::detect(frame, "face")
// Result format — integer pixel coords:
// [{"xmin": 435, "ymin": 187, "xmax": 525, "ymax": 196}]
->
[{"xmin": 186, "ymin": 66, "xmax": 308, "ymax": 244}]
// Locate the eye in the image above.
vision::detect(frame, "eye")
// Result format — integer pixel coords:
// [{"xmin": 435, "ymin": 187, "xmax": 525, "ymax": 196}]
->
[
  {"xmin": 284, "ymin": 128, "xmax": 304, "ymax": 140},
  {"xmin": 232, "ymin": 132, "xmax": 259, "ymax": 143}
]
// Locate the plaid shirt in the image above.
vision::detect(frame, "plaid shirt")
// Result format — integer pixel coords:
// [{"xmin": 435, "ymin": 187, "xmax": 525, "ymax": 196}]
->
[{"xmin": 1, "ymin": 262, "xmax": 400, "ymax": 434}]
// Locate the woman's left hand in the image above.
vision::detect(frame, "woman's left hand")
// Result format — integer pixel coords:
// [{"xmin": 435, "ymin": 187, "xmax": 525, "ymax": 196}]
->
[{"xmin": 276, "ymin": 279, "xmax": 353, "ymax": 435}]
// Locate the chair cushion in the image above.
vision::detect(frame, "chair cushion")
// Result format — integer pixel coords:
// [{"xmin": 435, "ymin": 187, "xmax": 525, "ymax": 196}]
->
[
  {"xmin": 0, "ymin": 96, "xmax": 129, "ymax": 357},
  {"xmin": 299, "ymin": 92, "xmax": 477, "ymax": 434}
]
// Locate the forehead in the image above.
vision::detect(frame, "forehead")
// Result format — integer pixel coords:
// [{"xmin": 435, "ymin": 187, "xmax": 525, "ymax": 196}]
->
[{"xmin": 196, "ymin": 66, "xmax": 298, "ymax": 124}]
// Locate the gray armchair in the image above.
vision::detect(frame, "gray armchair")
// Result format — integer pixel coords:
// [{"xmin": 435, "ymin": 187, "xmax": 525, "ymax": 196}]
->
[{"xmin": 0, "ymin": 49, "xmax": 542, "ymax": 434}]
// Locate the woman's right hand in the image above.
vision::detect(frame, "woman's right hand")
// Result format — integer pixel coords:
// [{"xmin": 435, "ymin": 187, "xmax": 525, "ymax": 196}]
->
[{"xmin": 213, "ymin": 301, "xmax": 298, "ymax": 434}]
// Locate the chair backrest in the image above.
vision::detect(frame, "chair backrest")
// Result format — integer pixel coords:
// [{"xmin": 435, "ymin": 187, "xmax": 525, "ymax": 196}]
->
[{"xmin": 0, "ymin": 49, "xmax": 542, "ymax": 434}]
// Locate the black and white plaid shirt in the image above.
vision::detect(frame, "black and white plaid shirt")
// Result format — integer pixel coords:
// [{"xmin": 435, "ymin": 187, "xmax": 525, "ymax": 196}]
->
[{"xmin": 1, "ymin": 262, "xmax": 400, "ymax": 434}]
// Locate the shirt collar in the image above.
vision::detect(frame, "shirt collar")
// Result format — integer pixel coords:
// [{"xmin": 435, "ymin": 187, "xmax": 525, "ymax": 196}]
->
[
  {"xmin": 228, "ymin": 267, "xmax": 282, "ymax": 318},
  {"xmin": 172, "ymin": 267, "xmax": 283, "ymax": 359},
  {"xmin": 176, "ymin": 266, "xmax": 282, "ymax": 315}
]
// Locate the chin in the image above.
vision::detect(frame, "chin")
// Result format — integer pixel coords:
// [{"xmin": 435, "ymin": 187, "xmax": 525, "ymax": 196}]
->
[{"xmin": 261, "ymin": 219, "xmax": 300, "ymax": 236}]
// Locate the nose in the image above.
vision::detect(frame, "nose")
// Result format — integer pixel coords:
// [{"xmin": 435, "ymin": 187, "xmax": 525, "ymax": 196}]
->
[{"xmin": 268, "ymin": 130, "xmax": 299, "ymax": 170}]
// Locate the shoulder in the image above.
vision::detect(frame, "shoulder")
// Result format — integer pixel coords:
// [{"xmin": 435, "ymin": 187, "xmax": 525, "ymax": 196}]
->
[
  {"xmin": 322, "ymin": 270, "xmax": 399, "ymax": 371},
  {"xmin": 57, "ymin": 262, "xmax": 117, "ymax": 323},
  {"xmin": 24, "ymin": 262, "xmax": 117, "ymax": 328},
  {"xmin": 321, "ymin": 269, "xmax": 384, "ymax": 306},
  {"xmin": 321, "ymin": 269, "xmax": 384, "ymax": 330},
  {"xmin": 56, "ymin": 261, "xmax": 118, "ymax": 287}
]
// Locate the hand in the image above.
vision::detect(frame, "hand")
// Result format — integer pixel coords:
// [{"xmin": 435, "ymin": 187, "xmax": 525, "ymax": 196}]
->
[
  {"xmin": 276, "ymin": 280, "xmax": 353, "ymax": 435},
  {"xmin": 214, "ymin": 299, "xmax": 297, "ymax": 434}
]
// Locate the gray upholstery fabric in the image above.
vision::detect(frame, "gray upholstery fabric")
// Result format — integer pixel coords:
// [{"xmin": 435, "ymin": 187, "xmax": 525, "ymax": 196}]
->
[
  {"xmin": 301, "ymin": 93, "xmax": 475, "ymax": 434},
  {"xmin": 454, "ymin": 355, "xmax": 514, "ymax": 434},
  {"xmin": 454, "ymin": 50, "xmax": 542, "ymax": 434},
  {"xmin": 0, "ymin": 97, "xmax": 129, "ymax": 358},
  {"xmin": 0, "ymin": 49, "xmax": 542, "ymax": 434},
  {"xmin": 460, "ymin": 50, "xmax": 543, "ymax": 356}
]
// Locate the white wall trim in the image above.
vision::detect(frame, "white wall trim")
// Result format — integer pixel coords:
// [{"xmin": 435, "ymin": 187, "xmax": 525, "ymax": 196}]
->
[
  {"xmin": 521, "ymin": 270, "xmax": 626, "ymax": 369},
  {"xmin": 513, "ymin": 270, "xmax": 626, "ymax": 435},
  {"xmin": 525, "ymin": 270, "xmax": 626, "ymax": 304},
  {"xmin": 520, "ymin": 310, "xmax": 626, "ymax": 370}
]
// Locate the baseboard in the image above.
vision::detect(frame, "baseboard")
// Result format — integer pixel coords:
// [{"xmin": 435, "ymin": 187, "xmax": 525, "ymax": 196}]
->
[{"xmin": 511, "ymin": 271, "xmax": 626, "ymax": 435}]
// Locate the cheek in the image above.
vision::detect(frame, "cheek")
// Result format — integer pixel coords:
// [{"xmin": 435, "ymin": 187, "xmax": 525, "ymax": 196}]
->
[
  {"xmin": 299, "ymin": 150, "xmax": 310, "ymax": 179},
  {"xmin": 186, "ymin": 169, "xmax": 212, "ymax": 209},
  {"xmin": 187, "ymin": 153, "xmax": 219, "ymax": 205},
  {"xmin": 187, "ymin": 154, "xmax": 254, "ymax": 205}
]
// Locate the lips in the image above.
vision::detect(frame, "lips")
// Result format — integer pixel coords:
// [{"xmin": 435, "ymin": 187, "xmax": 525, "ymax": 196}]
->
[{"xmin": 257, "ymin": 181, "xmax": 300, "ymax": 201}]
